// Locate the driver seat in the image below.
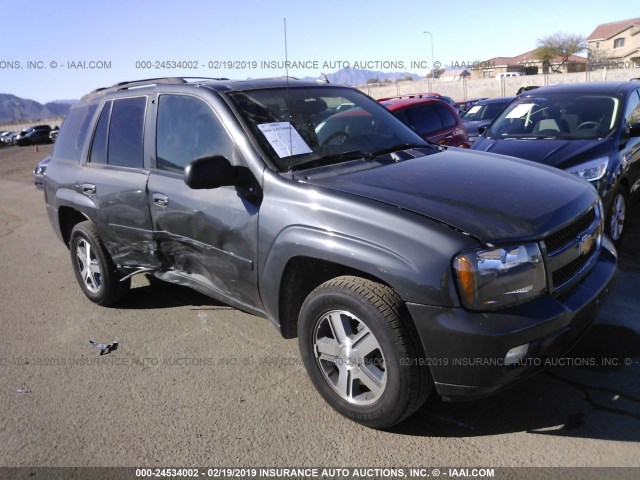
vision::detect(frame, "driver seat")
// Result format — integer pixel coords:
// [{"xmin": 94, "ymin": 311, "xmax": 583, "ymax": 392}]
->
[{"xmin": 533, "ymin": 118, "xmax": 569, "ymax": 134}]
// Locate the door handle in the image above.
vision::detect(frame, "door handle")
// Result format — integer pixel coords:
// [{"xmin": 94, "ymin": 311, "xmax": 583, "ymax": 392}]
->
[
  {"xmin": 81, "ymin": 183, "xmax": 96, "ymax": 195},
  {"xmin": 153, "ymin": 193, "xmax": 169, "ymax": 207}
]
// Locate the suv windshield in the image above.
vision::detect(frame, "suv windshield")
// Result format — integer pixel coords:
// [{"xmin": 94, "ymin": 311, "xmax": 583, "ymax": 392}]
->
[
  {"xmin": 462, "ymin": 101, "xmax": 509, "ymax": 122},
  {"xmin": 228, "ymin": 86, "xmax": 428, "ymax": 171},
  {"xmin": 487, "ymin": 92, "xmax": 621, "ymax": 140}
]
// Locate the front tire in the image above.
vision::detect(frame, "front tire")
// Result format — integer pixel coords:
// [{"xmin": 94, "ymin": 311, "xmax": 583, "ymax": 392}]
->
[
  {"xmin": 607, "ymin": 186, "xmax": 627, "ymax": 245},
  {"xmin": 69, "ymin": 221, "xmax": 130, "ymax": 306},
  {"xmin": 298, "ymin": 276, "xmax": 431, "ymax": 428}
]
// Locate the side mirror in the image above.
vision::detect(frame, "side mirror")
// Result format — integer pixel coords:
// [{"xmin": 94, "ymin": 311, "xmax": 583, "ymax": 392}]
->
[
  {"xmin": 477, "ymin": 125, "xmax": 488, "ymax": 135},
  {"xmin": 629, "ymin": 122, "xmax": 640, "ymax": 138},
  {"xmin": 184, "ymin": 155, "xmax": 237, "ymax": 189}
]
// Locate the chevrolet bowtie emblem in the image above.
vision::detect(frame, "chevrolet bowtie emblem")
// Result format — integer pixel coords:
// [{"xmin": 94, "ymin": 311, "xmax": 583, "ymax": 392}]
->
[{"xmin": 578, "ymin": 232, "xmax": 594, "ymax": 256}]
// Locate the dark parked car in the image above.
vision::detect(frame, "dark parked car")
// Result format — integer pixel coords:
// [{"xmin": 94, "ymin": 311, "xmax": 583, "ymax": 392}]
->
[
  {"xmin": 454, "ymin": 98, "xmax": 488, "ymax": 115},
  {"xmin": 16, "ymin": 125, "xmax": 52, "ymax": 146},
  {"xmin": 379, "ymin": 96, "xmax": 470, "ymax": 147},
  {"xmin": 461, "ymin": 97, "xmax": 515, "ymax": 143},
  {"xmin": 473, "ymin": 82, "xmax": 640, "ymax": 244},
  {"xmin": 43, "ymin": 77, "xmax": 615, "ymax": 428}
]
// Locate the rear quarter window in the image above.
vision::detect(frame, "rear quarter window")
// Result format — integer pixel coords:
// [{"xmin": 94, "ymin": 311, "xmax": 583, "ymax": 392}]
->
[
  {"xmin": 406, "ymin": 104, "xmax": 443, "ymax": 135},
  {"xmin": 435, "ymin": 103, "xmax": 458, "ymax": 128},
  {"xmin": 52, "ymin": 105, "xmax": 97, "ymax": 161}
]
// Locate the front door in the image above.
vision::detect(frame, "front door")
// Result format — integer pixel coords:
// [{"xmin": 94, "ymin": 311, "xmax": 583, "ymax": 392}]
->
[{"xmin": 148, "ymin": 93, "xmax": 261, "ymax": 310}]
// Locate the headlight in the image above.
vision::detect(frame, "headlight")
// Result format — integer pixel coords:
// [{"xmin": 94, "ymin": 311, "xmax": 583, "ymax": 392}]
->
[
  {"xmin": 567, "ymin": 157, "xmax": 608, "ymax": 182},
  {"xmin": 453, "ymin": 243, "xmax": 547, "ymax": 310}
]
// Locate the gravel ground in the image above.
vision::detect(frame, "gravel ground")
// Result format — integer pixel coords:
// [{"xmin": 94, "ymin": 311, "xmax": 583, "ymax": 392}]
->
[{"xmin": 0, "ymin": 143, "xmax": 638, "ymax": 474}]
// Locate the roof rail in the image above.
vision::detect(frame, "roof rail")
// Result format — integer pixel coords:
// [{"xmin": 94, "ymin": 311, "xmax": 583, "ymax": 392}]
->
[
  {"xmin": 80, "ymin": 77, "xmax": 230, "ymax": 101},
  {"xmin": 377, "ymin": 92, "xmax": 440, "ymax": 102}
]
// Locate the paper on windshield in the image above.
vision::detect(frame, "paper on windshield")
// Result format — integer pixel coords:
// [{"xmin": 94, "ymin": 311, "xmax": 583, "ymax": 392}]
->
[
  {"xmin": 467, "ymin": 105, "xmax": 481, "ymax": 115},
  {"xmin": 506, "ymin": 103, "xmax": 534, "ymax": 119},
  {"xmin": 257, "ymin": 122, "xmax": 312, "ymax": 158}
]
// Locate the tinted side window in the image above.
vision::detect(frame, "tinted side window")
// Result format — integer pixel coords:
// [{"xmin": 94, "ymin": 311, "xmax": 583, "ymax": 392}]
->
[
  {"xmin": 156, "ymin": 94, "xmax": 234, "ymax": 173},
  {"xmin": 392, "ymin": 109, "xmax": 410, "ymax": 126},
  {"xmin": 89, "ymin": 101, "xmax": 111, "ymax": 165},
  {"xmin": 108, "ymin": 97, "xmax": 146, "ymax": 168},
  {"xmin": 406, "ymin": 104, "xmax": 443, "ymax": 135},
  {"xmin": 624, "ymin": 90, "xmax": 640, "ymax": 127},
  {"xmin": 435, "ymin": 103, "xmax": 458, "ymax": 128},
  {"xmin": 53, "ymin": 106, "xmax": 98, "ymax": 160}
]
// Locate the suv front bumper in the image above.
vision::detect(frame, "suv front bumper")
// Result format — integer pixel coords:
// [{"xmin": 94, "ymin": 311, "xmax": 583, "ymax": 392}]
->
[{"xmin": 406, "ymin": 237, "xmax": 617, "ymax": 401}]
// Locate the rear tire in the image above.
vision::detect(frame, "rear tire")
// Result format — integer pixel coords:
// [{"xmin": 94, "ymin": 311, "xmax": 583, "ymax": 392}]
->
[
  {"xmin": 298, "ymin": 276, "xmax": 431, "ymax": 428},
  {"xmin": 69, "ymin": 221, "xmax": 130, "ymax": 306}
]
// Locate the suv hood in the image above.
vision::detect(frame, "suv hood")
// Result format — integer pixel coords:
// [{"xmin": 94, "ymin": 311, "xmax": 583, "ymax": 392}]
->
[
  {"xmin": 306, "ymin": 149, "xmax": 596, "ymax": 244},
  {"xmin": 472, "ymin": 136, "xmax": 612, "ymax": 169}
]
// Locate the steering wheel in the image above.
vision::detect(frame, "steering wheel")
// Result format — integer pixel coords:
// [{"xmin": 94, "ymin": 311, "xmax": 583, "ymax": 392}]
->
[
  {"xmin": 577, "ymin": 121, "xmax": 600, "ymax": 131},
  {"xmin": 322, "ymin": 131, "xmax": 349, "ymax": 145}
]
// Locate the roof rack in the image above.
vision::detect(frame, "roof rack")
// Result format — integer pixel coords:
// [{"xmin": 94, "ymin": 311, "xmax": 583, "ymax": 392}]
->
[
  {"xmin": 81, "ymin": 77, "xmax": 230, "ymax": 101},
  {"xmin": 377, "ymin": 92, "xmax": 440, "ymax": 102}
]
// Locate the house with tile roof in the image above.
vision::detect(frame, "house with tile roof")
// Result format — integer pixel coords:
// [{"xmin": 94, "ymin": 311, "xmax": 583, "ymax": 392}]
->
[
  {"xmin": 587, "ymin": 17, "xmax": 640, "ymax": 67},
  {"xmin": 471, "ymin": 49, "xmax": 587, "ymax": 78},
  {"xmin": 439, "ymin": 68, "xmax": 471, "ymax": 81}
]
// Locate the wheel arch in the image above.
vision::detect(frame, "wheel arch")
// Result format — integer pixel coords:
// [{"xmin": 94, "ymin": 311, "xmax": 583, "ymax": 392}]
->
[
  {"xmin": 260, "ymin": 225, "xmax": 428, "ymax": 339},
  {"xmin": 277, "ymin": 256, "xmax": 392, "ymax": 339},
  {"xmin": 58, "ymin": 206, "xmax": 90, "ymax": 248}
]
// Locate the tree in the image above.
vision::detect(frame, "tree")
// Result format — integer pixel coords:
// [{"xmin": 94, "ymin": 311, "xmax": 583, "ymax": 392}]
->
[
  {"xmin": 534, "ymin": 32, "xmax": 586, "ymax": 73},
  {"xmin": 587, "ymin": 46, "xmax": 613, "ymax": 71},
  {"xmin": 426, "ymin": 67, "xmax": 445, "ymax": 79}
]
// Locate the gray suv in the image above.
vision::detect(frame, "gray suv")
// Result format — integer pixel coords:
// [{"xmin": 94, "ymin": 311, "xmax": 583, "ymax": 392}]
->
[{"xmin": 44, "ymin": 77, "xmax": 617, "ymax": 428}]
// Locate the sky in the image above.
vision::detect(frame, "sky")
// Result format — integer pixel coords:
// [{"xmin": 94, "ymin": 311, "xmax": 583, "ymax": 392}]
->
[{"xmin": 0, "ymin": 0, "xmax": 638, "ymax": 103}]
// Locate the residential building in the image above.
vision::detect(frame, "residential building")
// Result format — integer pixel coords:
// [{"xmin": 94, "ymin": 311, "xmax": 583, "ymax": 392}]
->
[{"xmin": 587, "ymin": 17, "xmax": 640, "ymax": 68}]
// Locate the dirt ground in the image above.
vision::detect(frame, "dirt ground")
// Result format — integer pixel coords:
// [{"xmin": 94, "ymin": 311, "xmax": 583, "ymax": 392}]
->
[{"xmin": 0, "ymin": 143, "xmax": 639, "ymax": 475}]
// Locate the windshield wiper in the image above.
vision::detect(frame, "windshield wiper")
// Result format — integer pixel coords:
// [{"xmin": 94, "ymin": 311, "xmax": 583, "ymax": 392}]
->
[
  {"xmin": 370, "ymin": 143, "xmax": 435, "ymax": 156},
  {"xmin": 291, "ymin": 150, "xmax": 374, "ymax": 170}
]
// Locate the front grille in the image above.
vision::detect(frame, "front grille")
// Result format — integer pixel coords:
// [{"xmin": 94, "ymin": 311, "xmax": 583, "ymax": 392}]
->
[
  {"xmin": 543, "ymin": 206, "xmax": 601, "ymax": 293},
  {"xmin": 545, "ymin": 208, "xmax": 596, "ymax": 255},
  {"xmin": 552, "ymin": 247, "xmax": 594, "ymax": 287}
]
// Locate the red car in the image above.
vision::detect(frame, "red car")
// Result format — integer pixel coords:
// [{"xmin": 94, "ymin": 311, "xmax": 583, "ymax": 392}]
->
[{"xmin": 379, "ymin": 96, "xmax": 470, "ymax": 148}]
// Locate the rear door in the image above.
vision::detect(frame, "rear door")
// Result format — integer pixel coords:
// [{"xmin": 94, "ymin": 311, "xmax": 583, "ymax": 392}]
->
[
  {"xmin": 147, "ymin": 93, "xmax": 261, "ymax": 310},
  {"xmin": 78, "ymin": 95, "xmax": 159, "ymax": 269}
]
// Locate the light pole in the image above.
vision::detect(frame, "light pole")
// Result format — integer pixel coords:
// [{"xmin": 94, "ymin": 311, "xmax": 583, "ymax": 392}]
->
[{"xmin": 423, "ymin": 31, "xmax": 435, "ymax": 88}]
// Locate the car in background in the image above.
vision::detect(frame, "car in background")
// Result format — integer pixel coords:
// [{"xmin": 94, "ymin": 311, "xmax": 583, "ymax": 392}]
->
[
  {"xmin": 379, "ymin": 96, "xmax": 470, "ymax": 148},
  {"xmin": 379, "ymin": 92, "xmax": 456, "ymax": 107},
  {"xmin": 49, "ymin": 126, "xmax": 59, "ymax": 143},
  {"xmin": 516, "ymin": 85, "xmax": 541, "ymax": 95},
  {"xmin": 496, "ymin": 72, "xmax": 522, "ymax": 78},
  {"xmin": 455, "ymin": 98, "xmax": 488, "ymax": 115},
  {"xmin": 461, "ymin": 97, "xmax": 515, "ymax": 143},
  {"xmin": 33, "ymin": 156, "xmax": 51, "ymax": 189},
  {"xmin": 472, "ymin": 81, "xmax": 640, "ymax": 244},
  {"xmin": 0, "ymin": 131, "xmax": 18, "ymax": 145},
  {"xmin": 15, "ymin": 125, "xmax": 52, "ymax": 146}
]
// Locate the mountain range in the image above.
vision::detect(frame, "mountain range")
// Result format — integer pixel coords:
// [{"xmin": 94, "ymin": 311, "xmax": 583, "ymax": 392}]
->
[{"xmin": 0, "ymin": 94, "xmax": 74, "ymax": 123}]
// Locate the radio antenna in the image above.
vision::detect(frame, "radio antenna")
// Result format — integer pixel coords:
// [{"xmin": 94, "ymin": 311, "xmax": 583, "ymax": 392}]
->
[{"xmin": 284, "ymin": 17, "xmax": 293, "ymax": 167}]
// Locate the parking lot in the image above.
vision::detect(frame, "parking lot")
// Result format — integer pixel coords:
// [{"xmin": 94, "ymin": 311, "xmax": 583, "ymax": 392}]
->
[{"xmin": 0, "ymin": 144, "xmax": 639, "ymax": 470}]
